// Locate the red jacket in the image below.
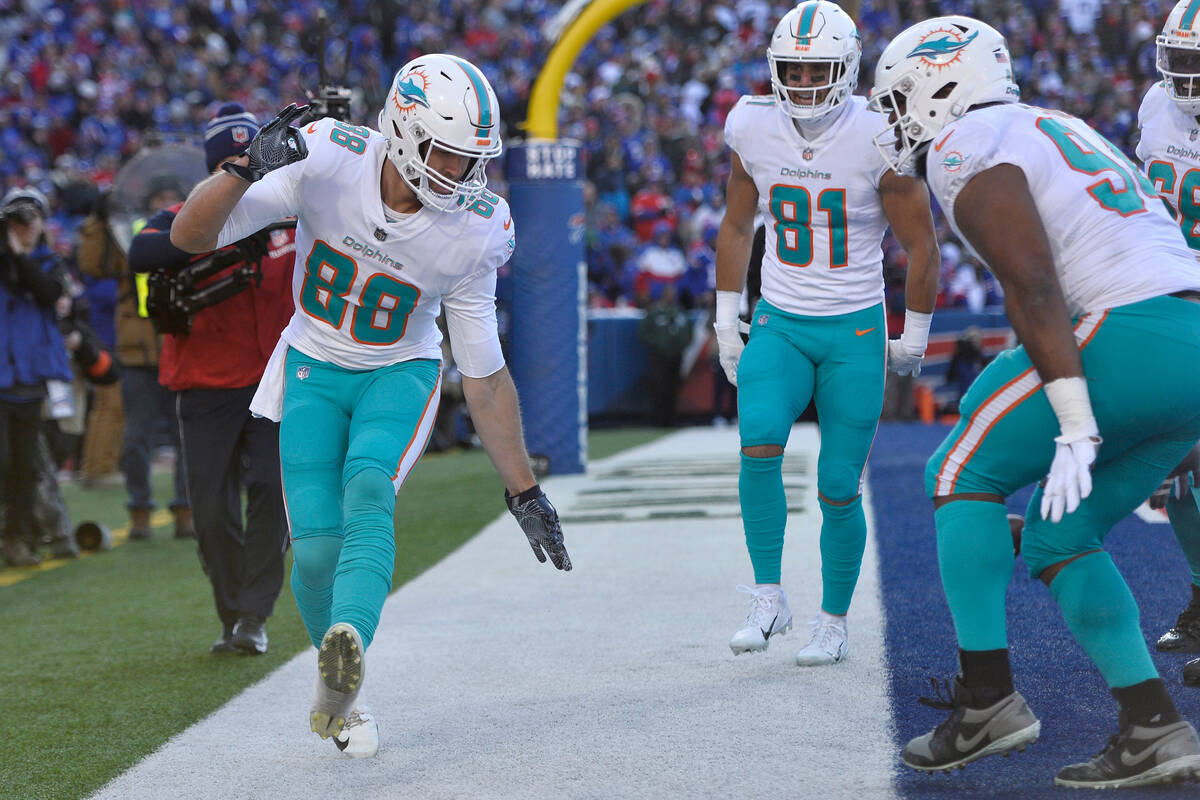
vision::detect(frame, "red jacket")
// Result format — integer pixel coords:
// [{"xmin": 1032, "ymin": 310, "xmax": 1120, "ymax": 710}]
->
[{"xmin": 131, "ymin": 203, "xmax": 296, "ymax": 392}]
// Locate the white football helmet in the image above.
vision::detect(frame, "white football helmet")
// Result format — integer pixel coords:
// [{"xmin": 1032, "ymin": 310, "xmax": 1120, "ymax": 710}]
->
[
  {"xmin": 767, "ymin": 1, "xmax": 861, "ymax": 120},
  {"xmin": 378, "ymin": 53, "xmax": 503, "ymax": 212},
  {"xmin": 1158, "ymin": 0, "xmax": 1200, "ymax": 115},
  {"xmin": 868, "ymin": 16, "xmax": 1018, "ymax": 175}
]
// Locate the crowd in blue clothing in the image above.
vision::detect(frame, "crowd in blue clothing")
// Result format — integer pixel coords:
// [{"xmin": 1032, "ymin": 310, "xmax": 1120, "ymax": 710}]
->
[{"xmin": 0, "ymin": 0, "xmax": 1178, "ymax": 323}]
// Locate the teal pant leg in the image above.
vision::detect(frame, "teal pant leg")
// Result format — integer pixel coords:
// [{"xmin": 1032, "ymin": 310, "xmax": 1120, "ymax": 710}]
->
[
  {"xmin": 1048, "ymin": 552, "xmax": 1158, "ymax": 689},
  {"xmin": 812, "ymin": 303, "xmax": 884, "ymax": 614},
  {"xmin": 935, "ymin": 500, "xmax": 1015, "ymax": 650},
  {"xmin": 737, "ymin": 308, "xmax": 815, "ymax": 583},
  {"xmin": 332, "ymin": 361, "xmax": 440, "ymax": 648},
  {"xmin": 281, "ymin": 349, "xmax": 352, "ymax": 649}
]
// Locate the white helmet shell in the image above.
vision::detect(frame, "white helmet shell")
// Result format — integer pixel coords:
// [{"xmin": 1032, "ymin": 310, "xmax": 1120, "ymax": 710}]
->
[
  {"xmin": 766, "ymin": 1, "xmax": 861, "ymax": 121},
  {"xmin": 378, "ymin": 53, "xmax": 503, "ymax": 212},
  {"xmin": 1158, "ymin": 0, "xmax": 1200, "ymax": 116},
  {"xmin": 868, "ymin": 16, "xmax": 1018, "ymax": 176}
]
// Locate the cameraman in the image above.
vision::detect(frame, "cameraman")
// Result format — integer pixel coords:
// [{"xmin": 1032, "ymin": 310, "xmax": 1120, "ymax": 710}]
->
[
  {"xmin": 0, "ymin": 188, "xmax": 74, "ymax": 567},
  {"xmin": 129, "ymin": 103, "xmax": 296, "ymax": 655}
]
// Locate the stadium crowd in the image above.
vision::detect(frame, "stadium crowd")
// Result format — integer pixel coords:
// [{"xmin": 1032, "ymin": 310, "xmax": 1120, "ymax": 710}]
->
[
  {"xmin": 0, "ymin": 0, "xmax": 1180, "ymax": 561},
  {"xmin": 0, "ymin": 0, "xmax": 1175, "ymax": 314}
]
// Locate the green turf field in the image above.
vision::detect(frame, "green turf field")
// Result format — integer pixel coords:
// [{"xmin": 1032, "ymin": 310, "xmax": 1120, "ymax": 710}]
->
[{"xmin": 0, "ymin": 428, "xmax": 664, "ymax": 800}]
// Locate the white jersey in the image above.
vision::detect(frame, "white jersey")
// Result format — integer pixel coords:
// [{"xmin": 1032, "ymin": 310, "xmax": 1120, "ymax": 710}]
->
[
  {"xmin": 1136, "ymin": 81, "xmax": 1200, "ymax": 255},
  {"xmin": 217, "ymin": 117, "xmax": 514, "ymax": 379},
  {"xmin": 724, "ymin": 94, "xmax": 890, "ymax": 316},
  {"xmin": 926, "ymin": 104, "xmax": 1200, "ymax": 317}
]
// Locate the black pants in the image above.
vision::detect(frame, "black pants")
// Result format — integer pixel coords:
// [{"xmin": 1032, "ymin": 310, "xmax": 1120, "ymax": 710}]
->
[
  {"xmin": 177, "ymin": 385, "xmax": 287, "ymax": 626},
  {"xmin": 0, "ymin": 397, "xmax": 42, "ymax": 545}
]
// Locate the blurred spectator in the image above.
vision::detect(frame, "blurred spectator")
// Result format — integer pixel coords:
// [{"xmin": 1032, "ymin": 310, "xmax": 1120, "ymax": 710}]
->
[
  {"xmin": 76, "ymin": 172, "xmax": 189, "ymax": 541},
  {"xmin": 635, "ymin": 221, "xmax": 688, "ymax": 301},
  {"xmin": 0, "ymin": 186, "xmax": 73, "ymax": 566},
  {"xmin": 944, "ymin": 326, "xmax": 991, "ymax": 414},
  {"xmin": 638, "ymin": 283, "xmax": 692, "ymax": 428}
]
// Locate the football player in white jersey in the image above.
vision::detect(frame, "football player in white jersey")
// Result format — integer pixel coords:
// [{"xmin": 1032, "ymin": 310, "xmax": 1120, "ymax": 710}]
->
[
  {"xmin": 716, "ymin": 1, "xmax": 940, "ymax": 666},
  {"xmin": 171, "ymin": 54, "xmax": 572, "ymax": 757},
  {"xmin": 1136, "ymin": 0, "xmax": 1200, "ymax": 686},
  {"xmin": 871, "ymin": 16, "xmax": 1200, "ymax": 787}
]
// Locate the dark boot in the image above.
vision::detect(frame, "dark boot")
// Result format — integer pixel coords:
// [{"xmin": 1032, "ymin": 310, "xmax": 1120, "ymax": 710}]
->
[
  {"xmin": 2, "ymin": 537, "xmax": 41, "ymax": 567},
  {"xmin": 128, "ymin": 508, "xmax": 152, "ymax": 541},
  {"xmin": 230, "ymin": 616, "xmax": 268, "ymax": 655}
]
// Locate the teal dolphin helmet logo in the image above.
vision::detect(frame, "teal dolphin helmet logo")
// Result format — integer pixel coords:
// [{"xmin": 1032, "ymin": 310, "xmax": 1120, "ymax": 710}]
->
[
  {"xmin": 907, "ymin": 29, "xmax": 979, "ymax": 62},
  {"xmin": 394, "ymin": 75, "xmax": 430, "ymax": 110}
]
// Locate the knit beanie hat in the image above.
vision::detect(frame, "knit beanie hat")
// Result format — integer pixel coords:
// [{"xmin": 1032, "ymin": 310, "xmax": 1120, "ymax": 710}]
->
[{"xmin": 204, "ymin": 103, "xmax": 260, "ymax": 172}]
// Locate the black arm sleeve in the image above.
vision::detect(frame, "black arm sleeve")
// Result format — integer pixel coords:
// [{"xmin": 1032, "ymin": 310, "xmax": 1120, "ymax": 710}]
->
[{"xmin": 128, "ymin": 208, "xmax": 196, "ymax": 275}]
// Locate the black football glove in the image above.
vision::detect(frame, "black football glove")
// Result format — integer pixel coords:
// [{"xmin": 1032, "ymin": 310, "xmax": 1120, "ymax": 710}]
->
[
  {"xmin": 505, "ymin": 484, "xmax": 572, "ymax": 571},
  {"xmin": 222, "ymin": 103, "xmax": 310, "ymax": 183}
]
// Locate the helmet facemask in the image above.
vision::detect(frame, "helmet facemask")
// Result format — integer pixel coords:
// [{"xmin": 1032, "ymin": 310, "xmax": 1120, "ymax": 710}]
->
[
  {"xmin": 380, "ymin": 110, "xmax": 490, "ymax": 212},
  {"xmin": 1158, "ymin": 41, "xmax": 1200, "ymax": 115},
  {"xmin": 769, "ymin": 55, "xmax": 856, "ymax": 120}
]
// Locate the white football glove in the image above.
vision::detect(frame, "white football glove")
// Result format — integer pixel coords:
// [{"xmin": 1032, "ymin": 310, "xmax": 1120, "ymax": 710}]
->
[
  {"xmin": 887, "ymin": 338, "xmax": 924, "ymax": 377},
  {"xmin": 1040, "ymin": 419, "xmax": 1101, "ymax": 523},
  {"xmin": 887, "ymin": 309, "xmax": 932, "ymax": 377},
  {"xmin": 714, "ymin": 323, "xmax": 744, "ymax": 386}
]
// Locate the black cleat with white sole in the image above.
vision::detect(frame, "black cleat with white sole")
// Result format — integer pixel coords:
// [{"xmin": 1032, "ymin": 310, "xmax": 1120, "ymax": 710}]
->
[
  {"xmin": 1054, "ymin": 717, "xmax": 1200, "ymax": 789},
  {"xmin": 902, "ymin": 676, "xmax": 1040, "ymax": 773}
]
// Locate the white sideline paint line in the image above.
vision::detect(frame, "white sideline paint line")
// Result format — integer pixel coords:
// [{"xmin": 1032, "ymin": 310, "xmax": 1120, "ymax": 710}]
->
[{"xmin": 89, "ymin": 424, "xmax": 897, "ymax": 800}]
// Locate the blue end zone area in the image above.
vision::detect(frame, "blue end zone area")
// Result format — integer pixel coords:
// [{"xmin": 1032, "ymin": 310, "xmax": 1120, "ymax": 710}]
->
[{"xmin": 869, "ymin": 422, "xmax": 1200, "ymax": 798}]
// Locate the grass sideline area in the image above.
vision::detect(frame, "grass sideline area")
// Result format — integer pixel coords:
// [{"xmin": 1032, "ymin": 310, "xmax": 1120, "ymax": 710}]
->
[{"xmin": 0, "ymin": 428, "xmax": 664, "ymax": 800}]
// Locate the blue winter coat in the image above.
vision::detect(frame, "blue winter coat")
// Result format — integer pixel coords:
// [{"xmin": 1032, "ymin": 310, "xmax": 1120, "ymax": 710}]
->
[{"xmin": 0, "ymin": 245, "xmax": 73, "ymax": 392}]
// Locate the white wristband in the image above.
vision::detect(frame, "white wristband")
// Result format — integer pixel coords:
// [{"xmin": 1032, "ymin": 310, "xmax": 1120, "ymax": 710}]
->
[
  {"xmin": 1043, "ymin": 377, "xmax": 1096, "ymax": 439},
  {"xmin": 715, "ymin": 290, "xmax": 742, "ymax": 328},
  {"xmin": 899, "ymin": 309, "xmax": 933, "ymax": 352}
]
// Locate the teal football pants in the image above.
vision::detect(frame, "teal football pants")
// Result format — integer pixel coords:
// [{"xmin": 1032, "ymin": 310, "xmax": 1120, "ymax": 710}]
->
[
  {"xmin": 280, "ymin": 348, "xmax": 441, "ymax": 650},
  {"xmin": 926, "ymin": 296, "xmax": 1200, "ymax": 688},
  {"xmin": 737, "ymin": 299, "xmax": 885, "ymax": 615}
]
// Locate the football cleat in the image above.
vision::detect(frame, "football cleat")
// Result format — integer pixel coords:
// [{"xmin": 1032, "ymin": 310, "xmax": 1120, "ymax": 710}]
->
[
  {"xmin": 310, "ymin": 622, "xmax": 365, "ymax": 740},
  {"xmin": 1185, "ymin": 658, "xmax": 1200, "ymax": 687},
  {"xmin": 729, "ymin": 585, "xmax": 792, "ymax": 655},
  {"xmin": 1158, "ymin": 600, "xmax": 1200, "ymax": 653},
  {"xmin": 795, "ymin": 612, "xmax": 848, "ymax": 666},
  {"xmin": 902, "ymin": 676, "xmax": 1040, "ymax": 773},
  {"xmin": 1054, "ymin": 717, "xmax": 1200, "ymax": 789},
  {"xmin": 333, "ymin": 694, "xmax": 379, "ymax": 758}
]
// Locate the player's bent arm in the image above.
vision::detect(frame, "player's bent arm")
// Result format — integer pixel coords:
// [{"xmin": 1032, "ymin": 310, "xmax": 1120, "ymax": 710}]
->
[
  {"xmin": 461, "ymin": 365, "xmax": 538, "ymax": 495},
  {"xmin": 170, "ymin": 156, "xmax": 254, "ymax": 253},
  {"xmin": 714, "ymin": 152, "xmax": 759, "ymax": 294},
  {"xmin": 880, "ymin": 170, "xmax": 940, "ymax": 314},
  {"xmin": 953, "ymin": 163, "xmax": 1083, "ymax": 383}
]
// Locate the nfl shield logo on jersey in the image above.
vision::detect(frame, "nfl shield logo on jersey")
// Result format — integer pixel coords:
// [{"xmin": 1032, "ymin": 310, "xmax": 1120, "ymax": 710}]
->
[
  {"xmin": 757, "ymin": 314, "xmax": 770, "ymax": 326},
  {"xmin": 297, "ymin": 366, "xmax": 310, "ymax": 380},
  {"xmin": 374, "ymin": 227, "xmax": 387, "ymax": 241}
]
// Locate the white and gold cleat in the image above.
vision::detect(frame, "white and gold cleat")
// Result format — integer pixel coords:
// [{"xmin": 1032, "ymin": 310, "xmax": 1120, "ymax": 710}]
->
[{"xmin": 310, "ymin": 622, "xmax": 365, "ymax": 739}]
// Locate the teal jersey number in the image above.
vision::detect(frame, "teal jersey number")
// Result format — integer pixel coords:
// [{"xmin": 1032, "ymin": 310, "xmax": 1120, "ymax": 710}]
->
[
  {"xmin": 769, "ymin": 185, "xmax": 849, "ymax": 268},
  {"xmin": 330, "ymin": 121, "xmax": 370, "ymax": 155},
  {"xmin": 300, "ymin": 240, "xmax": 420, "ymax": 345},
  {"xmin": 466, "ymin": 189, "xmax": 499, "ymax": 219},
  {"xmin": 1036, "ymin": 117, "xmax": 1156, "ymax": 216},
  {"xmin": 1146, "ymin": 160, "xmax": 1200, "ymax": 250}
]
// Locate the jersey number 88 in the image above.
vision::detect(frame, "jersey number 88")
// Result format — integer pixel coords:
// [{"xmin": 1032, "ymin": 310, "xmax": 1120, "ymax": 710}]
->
[{"xmin": 300, "ymin": 240, "xmax": 420, "ymax": 345}]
